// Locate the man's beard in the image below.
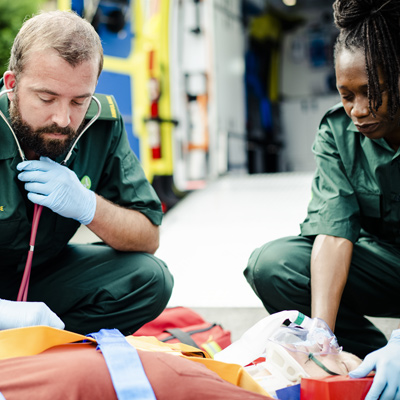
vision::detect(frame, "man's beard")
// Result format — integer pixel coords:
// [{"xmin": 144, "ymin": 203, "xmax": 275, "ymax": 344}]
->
[{"xmin": 9, "ymin": 94, "xmax": 83, "ymax": 159}]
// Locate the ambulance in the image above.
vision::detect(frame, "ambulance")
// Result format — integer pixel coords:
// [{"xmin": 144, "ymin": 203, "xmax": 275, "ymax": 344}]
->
[{"xmin": 58, "ymin": 0, "xmax": 247, "ymax": 210}]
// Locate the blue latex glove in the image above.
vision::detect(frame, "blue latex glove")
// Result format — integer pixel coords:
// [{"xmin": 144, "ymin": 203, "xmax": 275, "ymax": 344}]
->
[
  {"xmin": 349, "ymin": 329, "xmax": 400, "ymax": 400},
  {"xmin": 0, "ymin": 299, "xmax": 65, "ymax": 330},
  {"xmin": 17, "ymin": 156, "xmax": 96, "ymax": 225}
]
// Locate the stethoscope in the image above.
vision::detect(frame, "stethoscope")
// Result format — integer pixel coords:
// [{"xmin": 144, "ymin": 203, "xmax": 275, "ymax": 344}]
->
[{"xmin": 0, "ymin": 88, "xmax": 102, "ymax": 301}]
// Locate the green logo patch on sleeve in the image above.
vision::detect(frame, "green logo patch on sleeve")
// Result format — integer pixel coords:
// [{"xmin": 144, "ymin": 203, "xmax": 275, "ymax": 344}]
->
[{"xmin": 81, "ymin": 175, "xmax": 92, "ymax": 189}]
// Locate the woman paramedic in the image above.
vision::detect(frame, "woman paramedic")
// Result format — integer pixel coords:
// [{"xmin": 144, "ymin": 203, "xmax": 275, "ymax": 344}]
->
[{"xmin": 244, "ymin": 0, "xmax": 400, "ymax": 399}]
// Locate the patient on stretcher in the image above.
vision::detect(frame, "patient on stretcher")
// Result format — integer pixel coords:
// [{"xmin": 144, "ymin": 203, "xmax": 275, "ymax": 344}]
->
[
  {"xmin": 216, "ymin": 310, "xmax": 362, "ymax": 397},
  {"xmin": 0, "ymin": 311, "xmax": 362, "ymax": 399},
  {"xmin": 244, "ymin": 327, "xmax": 362, "ymax": 396},
  {"xmin": 0, "ymin": 334, "xmax": 361, "ymax": 400}
]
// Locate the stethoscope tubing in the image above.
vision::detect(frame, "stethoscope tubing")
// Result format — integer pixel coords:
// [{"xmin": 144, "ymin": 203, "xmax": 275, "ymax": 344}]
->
[
  {"xmin": 0, "ymin": 89, "xmax": 101, "ymax": 301},
  {"xmin": 17, "ymin": 203, "xmax": 43, "ymax": 301}
]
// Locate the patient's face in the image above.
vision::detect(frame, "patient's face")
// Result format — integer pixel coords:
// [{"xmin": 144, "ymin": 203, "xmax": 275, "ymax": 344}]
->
[{"xmin": 290, "ymin": 350, "xmax": 362, "ymax": 376}]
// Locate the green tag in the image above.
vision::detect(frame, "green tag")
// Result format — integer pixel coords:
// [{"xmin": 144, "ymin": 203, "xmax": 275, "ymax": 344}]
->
[
  {"xmin": 81, "ymin": 175, "xmax": 92, "ymax": 189},
  {"xmin": 294, "ymin": 312, "xmax": 305, "ymax": 326}
]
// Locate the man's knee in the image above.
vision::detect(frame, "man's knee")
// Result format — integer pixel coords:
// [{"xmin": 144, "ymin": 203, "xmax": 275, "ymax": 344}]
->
[
  {"xmin": 136, "ymin": 254, "xmax": 174, "ymax": 311},
  {"xmin": 119, "ymin": 253, "xmax": 174, "ymax": 332}
]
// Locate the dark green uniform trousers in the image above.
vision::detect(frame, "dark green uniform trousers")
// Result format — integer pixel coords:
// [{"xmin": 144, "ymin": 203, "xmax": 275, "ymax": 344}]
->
[
  {"xmin": 244, "ymin": 235, "xmax": 400, "ymax": 358},
  {"xmin": 1, "ymin": 243, "xmax": 174, "ymax": 335}
]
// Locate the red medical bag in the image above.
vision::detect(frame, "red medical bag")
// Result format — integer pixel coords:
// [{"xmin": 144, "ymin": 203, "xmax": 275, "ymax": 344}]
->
[{"xmin": 133, "ymin": 307, "xmax": 232, "ymax": 357}]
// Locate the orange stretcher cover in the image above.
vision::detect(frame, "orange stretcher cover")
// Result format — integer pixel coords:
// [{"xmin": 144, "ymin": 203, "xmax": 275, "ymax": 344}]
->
[{"xmin": 0, "ymin": 326, "xmax": 271, "ymax": 398}]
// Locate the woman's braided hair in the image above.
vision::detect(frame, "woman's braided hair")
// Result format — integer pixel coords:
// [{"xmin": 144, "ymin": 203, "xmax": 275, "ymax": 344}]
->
[{"xmin": 333, "ymin": 0, "xmax": 400, "ymax": 117}]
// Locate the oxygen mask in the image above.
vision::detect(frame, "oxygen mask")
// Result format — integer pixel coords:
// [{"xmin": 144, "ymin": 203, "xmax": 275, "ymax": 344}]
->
[{"xmin": 268, "ymin": 317, "xmax": 342, "ymax": 357}]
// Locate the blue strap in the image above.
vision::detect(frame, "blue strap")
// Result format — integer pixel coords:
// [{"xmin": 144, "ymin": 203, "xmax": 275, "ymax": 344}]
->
[
  {"xmin": 87, "ymin": 329, "xmax": 156, "ymax": 400},
  {"xmin": 276, "ymin": 384, "xmax": 300, "ymax": 400},
  {"xmin": 0, "ymin": 392, "xmax": 6, "ymax": 400}
]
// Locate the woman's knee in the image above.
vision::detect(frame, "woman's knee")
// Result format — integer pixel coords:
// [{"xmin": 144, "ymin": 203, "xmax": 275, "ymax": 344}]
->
[
  {"xmin": 244, "ymin": 236, "xmax": 313, "ymax": 305},
  {"xmin": 245, "ymin": 237, "xmax": 294, "ymax": 296}
]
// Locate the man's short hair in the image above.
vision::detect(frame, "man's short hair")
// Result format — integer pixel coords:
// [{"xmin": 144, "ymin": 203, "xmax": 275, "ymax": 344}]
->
[{"xmin": 8, "ymin": 10, "xmax": 103, "ymax": 81}]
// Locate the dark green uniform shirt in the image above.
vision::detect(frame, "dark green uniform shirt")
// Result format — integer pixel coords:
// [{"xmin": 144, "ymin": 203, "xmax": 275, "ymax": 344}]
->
[
  {"xmin": 0, "ymin": 81, "xmax": 163, "ymax": 267},
  {"xmin": 301, "ymin": 103, "xmax": 400, "ymax": 246}
]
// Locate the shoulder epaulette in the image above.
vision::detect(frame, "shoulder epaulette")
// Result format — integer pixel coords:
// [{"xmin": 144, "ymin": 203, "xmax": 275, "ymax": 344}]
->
[
  {"xmin": 85, "ymin": 93, "xmax": 120, "ymax": 120},
  {"xmin": 324, "ymin": 102, "xmax": 344, "ymax": 117}
]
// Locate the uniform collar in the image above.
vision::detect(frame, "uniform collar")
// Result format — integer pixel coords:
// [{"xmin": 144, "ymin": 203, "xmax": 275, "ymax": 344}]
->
[
  {"xmin": 346, "ymin": 119, "xmax": 358, "ymax": 133},
  {"xmin": 0, "ymin": 78, "xmax": 19, "ymax": 160},
  {"xmin": 346, "ymin": 113, "xmax": 397, "ymax": 154}
]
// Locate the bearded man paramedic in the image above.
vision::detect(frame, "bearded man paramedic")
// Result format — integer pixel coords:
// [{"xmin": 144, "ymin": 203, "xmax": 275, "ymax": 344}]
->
[{"xmin": 0, "ymin": 10, "xmax": 173, "ymax": 334}]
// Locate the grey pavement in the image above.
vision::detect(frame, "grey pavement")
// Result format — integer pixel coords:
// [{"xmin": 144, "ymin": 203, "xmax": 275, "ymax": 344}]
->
[{"xmin": 71, "ymin": 172, "xmax": 399, "ymax": 345}]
